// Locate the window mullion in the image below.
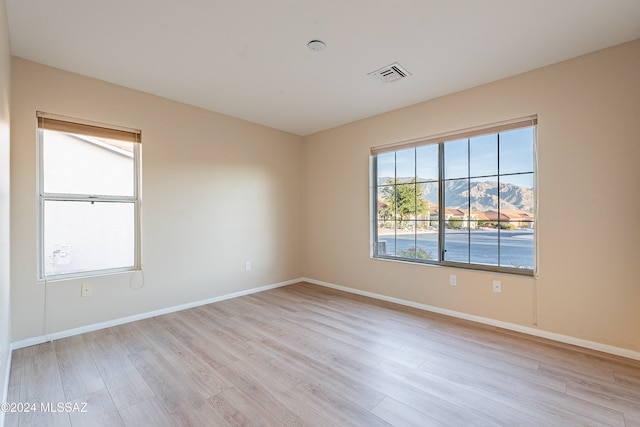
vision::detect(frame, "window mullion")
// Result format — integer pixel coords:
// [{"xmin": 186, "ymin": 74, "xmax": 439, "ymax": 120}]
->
[
  {"xmin": 42, "ymin": 193, "xmax": 136, "ymax": 203},
  {"xmin": 394, "ymin": 152, "xmax": 398, "ymax": 257},
  {"xmin": 413, "ymin": 148, "xmax": 417, "ymax": 258},
  {"xmin": 37, "ymin": 129, "xmax": 46, "ymax": 280},
  {"xmin": 438, "ymin": 143, "xmax": 444, "ymax": 262},
  {"xmin": 372, "ymin": 155, "xmax": 378, "ymax": 257},
  {"xmin": 467, "ymin": 138, "xmax": 471, "ymax": 264},
  {"xmin": 497, "ymin": 132, "xmax": 501, "ymax": 267}
]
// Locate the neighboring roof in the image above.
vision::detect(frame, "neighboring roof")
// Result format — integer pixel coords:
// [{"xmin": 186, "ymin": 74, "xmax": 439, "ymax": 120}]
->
[
  {"xmin": 484, "ymin": 210, "xmax": 534, "ymax": 222},
  {"xmin": 67, "ymin": 133, "xmax": 134, "ymax": 157}
]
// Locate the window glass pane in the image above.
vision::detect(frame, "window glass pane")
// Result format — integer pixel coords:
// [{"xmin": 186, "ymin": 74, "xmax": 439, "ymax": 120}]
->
[
  {"xmin": 395, "ymin": 148, "xmax": 415, "ymax": 183},
  {"xmin": 499, "ymin": 173, "xmax": 534, "ymax": 213},
  {"xmin": 499, "ymin": 222, "xmax": 534, "ymax": 270},
  {"xmin": 416, "ymin": 144, "xmax": 438, "ymax": 182},
  {"xmin": 394, "ymin": 182, "xmax": 417, "ymax": 228},
  {"xmin": 471, "ymin": 224, "xmax": 498, "ymax": 266},
  {"xmin": 469, "ymin": 133, "xmax": 497, "ymax": 177},
  {"xmin": 376, "ymin": 152, "xmax": 395, "ymax": 185},
  {"xmin": 43, "ymin": 201, "xmax": 135, "ymax": 276},
  {"xmin": 500, "ymin": 127, "xmax": 534, "ymax": 175},
  {"xmin": 395, "ymin": 220, "xmax": 416, "ymax": 258},
  {"xmin": 43, "ymin": 129, "xmax": 135, "ymax": 196},
  {"xmin": 418, "ymin": 181, "xmax": 439, "ymax": 217},
  {"xmin": 417, "ymin": 181, "xmax": 439, "ymax": 261},
  {"xmin": 444, "ymin": 226, "xmax": 469, "ymax": 263},
  {"xmin": 497, "ymin": 172, "xmax": 534, "ymax": 269},
  {"xmin": 444, "ymin": 179, "xmax": 469, "ymax": 213},
  {"xmin": 470, "ymin": 177, "xmax": 498, "ymax": 213},
  {"xmin": 444, "ymin": 177, "xmax": 469, "ymax": 263},
  {"xmin": 444, "ymin": 138, "xmax": 468, "ymax": 179},
  {"xmin": 377, "ymin": 185, "xmax": 395, "ymax": 223},
  {"xmin": 376, "ymin": 227, "xmax": 393, "ymax": 257},
  {"xmin": 416, "ymin": 220, "xmax": 438, "ymax": 261},
  {"xmin": 377, "ymin": 184, "xmax": 395, "ymax": 257}
]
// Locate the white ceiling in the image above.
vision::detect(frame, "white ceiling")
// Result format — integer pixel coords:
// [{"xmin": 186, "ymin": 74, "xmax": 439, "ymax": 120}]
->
[{"xmin": 6, "ymin": 0, "xmax": 640, "ymax": 136}]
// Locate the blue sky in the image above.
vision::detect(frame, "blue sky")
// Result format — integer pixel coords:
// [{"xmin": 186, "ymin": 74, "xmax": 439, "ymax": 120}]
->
[{"xmin": 376, "ymin": 127, "xmax": 535, "ymax": 189}]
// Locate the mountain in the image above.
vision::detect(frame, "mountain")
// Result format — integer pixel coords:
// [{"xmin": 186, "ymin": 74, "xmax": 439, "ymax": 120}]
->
[
  {"xmin": 380, "ymin": 177, "xmax": 533, "ymax": 212},
  {"xmin": 447, "ymin": 180, "xmax": 533, "ymax": 212}
]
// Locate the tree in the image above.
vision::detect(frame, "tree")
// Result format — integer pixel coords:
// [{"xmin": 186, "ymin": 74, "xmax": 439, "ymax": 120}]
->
[
  {"xmin": 448, "ymin": 216, "xmax": 462, "ymax": 229},
  {"xmin": 381, "ymin": 178, "xmax": 428, "ymax": 229},
  {"xmin": 398, "ymin": 247, "xmax": 435, "ymax": 260}
]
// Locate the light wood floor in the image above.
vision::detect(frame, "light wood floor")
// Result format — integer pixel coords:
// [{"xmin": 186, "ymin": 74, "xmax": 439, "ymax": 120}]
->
[{"xmin": 5, "ymin": 282, "xmax": 640, "ymax": 426}]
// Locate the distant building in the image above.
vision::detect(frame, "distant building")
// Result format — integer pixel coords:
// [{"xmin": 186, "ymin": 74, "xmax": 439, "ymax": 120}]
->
[{"xmin": 484, "ymin": 209, "xmax": 534, "ymax": 229}]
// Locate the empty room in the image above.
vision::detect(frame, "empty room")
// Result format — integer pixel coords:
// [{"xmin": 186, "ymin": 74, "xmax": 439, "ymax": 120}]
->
[{"xmin": 1, "ymin": 0, "xmax": 640, "ymax": 426}]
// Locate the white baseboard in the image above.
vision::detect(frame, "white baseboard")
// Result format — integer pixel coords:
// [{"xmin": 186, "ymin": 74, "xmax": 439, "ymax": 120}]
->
[
  {"xmin": 302, "ymin": 277, "xmax": 640, "ymax": 362},
  {"xmin": 11, "ymin": 278, "xmax": 303, "ymax": 351}
]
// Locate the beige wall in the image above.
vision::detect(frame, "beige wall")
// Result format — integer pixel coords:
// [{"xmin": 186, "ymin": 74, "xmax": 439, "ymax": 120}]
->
[
  {"xmin": 0, "ymin": 0, "xmax": 11, "ymax": 402},
  {"xmin": 11, "ymin": 57, "xmax": 303, "ymax": 341},
  {"xmin": 303, "ymin": 40, "xmax": 640, "ymax": 353}
]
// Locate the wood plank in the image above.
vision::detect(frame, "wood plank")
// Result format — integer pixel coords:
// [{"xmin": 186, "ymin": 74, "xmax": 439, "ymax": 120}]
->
[
  {"xmin": 566, "ymin": 377, "xmax": 640, "ymax": 417},
  {"xmin": 132, "ymin": 317, "xmax": 233, "ymax": 398},
  {"xmin": 256, "ymin": 334, "xmax": 387, "ymax": 411},
  {"xmin": 318, "ymin": 351, "xmax": 502, "ymax": 426},
  {"xmin": 54, "ymin": 335, "xmax": 105, "ymax": 400},
  {"xmin": 371, "ymin": 396, "xmax": 445, "ymax": 427},
  {"xmin": 18, "ymin": 343, "xmax": 71, "ymax": 427},
  {"xmin": 4, "ymin": 356, "xmax": 23, "ymax": 427},
  {"xmin": 126, "ymin": 348, "xmax": 208, "ymax": 414},
  {"xmin": 82, "ymin": 328, "xmax": 155, "ymax": 411},
  {"xmin": 206, "ymin": 387, "xmax": 283, "ymax": 426},
  {"xmin": 109, "ymin": 322, "xmax": 152, "ymax": 356},
  {"xmin": 376, "ymin": 357, "xmax": 544, "ymax": 426},
  {"xmin": 217, "ymin": 359, "xmax": 335, "ymax": 427},
  {"xmin": 154, "ymin": 310, "xmax": 241, "ymax": 369},
  {"xmin": 67, "ymin": 388, "xmax": 124, "ymax": 427},
  {"xmin": 290, "ymin": 381, "xmax": 391, "ymax": 427},
  {"xmin": 118, "ymin": 398, "xmax": 173, "ymax": 427},
  {"xmin": 415, "ymin": 352, "xmax": 626, "ymax": 426}
]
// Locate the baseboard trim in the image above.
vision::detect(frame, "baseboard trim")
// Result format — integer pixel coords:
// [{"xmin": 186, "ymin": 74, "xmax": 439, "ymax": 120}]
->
[
  {"xmin": 11, "ymin": 278, "xmax": 303, "ymax": 351},
  {"xmin": 1, "ymin": 348, "xmax": 12, "ymax": 427},
  {"xmin": 302, "ymin": 277, "xmax": 640, "ymax": 362}
]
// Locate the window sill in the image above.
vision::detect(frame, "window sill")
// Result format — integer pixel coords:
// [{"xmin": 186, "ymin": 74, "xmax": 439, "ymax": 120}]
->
[
  {"xmin": 38, "ymin": 266, "xmax": 141, "ymax": 284},
  {"xmin": 371, "ymin": 255, "xmax": 536, "ymax": 278}
]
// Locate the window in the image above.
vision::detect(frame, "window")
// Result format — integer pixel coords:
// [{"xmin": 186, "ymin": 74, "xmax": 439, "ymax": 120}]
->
[
  {"xmin": 37, "ymin": 113, "xmax": 141, "ymax": 279},
  {"xmin": 372, "ymin": 117, "xmax": 536, "ymax": 275}
]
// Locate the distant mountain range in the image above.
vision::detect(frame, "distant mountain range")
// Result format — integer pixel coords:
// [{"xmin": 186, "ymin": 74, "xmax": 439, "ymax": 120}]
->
[
  {"xmin": 379, "ymin": 178, "xmax": 534, "ymax": 212},
  {"xmin": 446, "ymin": 180, "xmax": 533, "ymax": 212}
]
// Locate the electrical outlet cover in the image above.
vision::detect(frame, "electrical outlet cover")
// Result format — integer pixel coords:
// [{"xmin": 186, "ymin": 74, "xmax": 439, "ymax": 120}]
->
[
  {"xmin": 81, "ymin": 284, "xmax": 92, "ymax": 297},
  {"xmin": 493, "ymin": 280, "xmax": 502, "ymax": 293}
]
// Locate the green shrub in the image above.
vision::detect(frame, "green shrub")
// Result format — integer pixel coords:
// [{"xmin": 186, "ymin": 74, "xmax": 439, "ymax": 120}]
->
[{"xmin": 398, "ymin": 247, "xmax": 434, "ymax": 260}]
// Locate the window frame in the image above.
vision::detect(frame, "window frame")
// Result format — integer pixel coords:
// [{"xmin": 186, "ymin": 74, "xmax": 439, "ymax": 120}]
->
[
  {"xmin": 371, "ymin": 117, "xmax": 537, "ymax": 276},
  {"xmin": 37, "ymin": 113, "xmax": 142, "ymax": 280}
]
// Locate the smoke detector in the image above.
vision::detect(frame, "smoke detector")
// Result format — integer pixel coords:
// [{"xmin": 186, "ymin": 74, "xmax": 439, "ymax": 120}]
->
[{"xmin": 368, "ymin": 62, "xmax": 411, "ymax": 83}]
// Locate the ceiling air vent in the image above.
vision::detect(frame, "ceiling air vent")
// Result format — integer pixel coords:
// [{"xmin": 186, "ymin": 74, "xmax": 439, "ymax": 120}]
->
[{"xmin": 368, "ymin": 62, "xmax": 411, "ymax": 84}]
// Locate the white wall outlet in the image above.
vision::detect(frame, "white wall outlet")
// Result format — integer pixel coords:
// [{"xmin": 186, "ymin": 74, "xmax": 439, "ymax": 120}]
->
[
  {"xmin": 493, "ymin": 280, "xmax": 502, "ymax": 293},
  {"xmin": 245, "ymin": 261, "xmax": 251, "ymax": 271},
  {"xmin": 81, "ymin": 284, "xmax": 92, "ymax": 297},
  {"xmin": 450, "ymin": 274, "xmax": 457, "ymax": 286}
]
